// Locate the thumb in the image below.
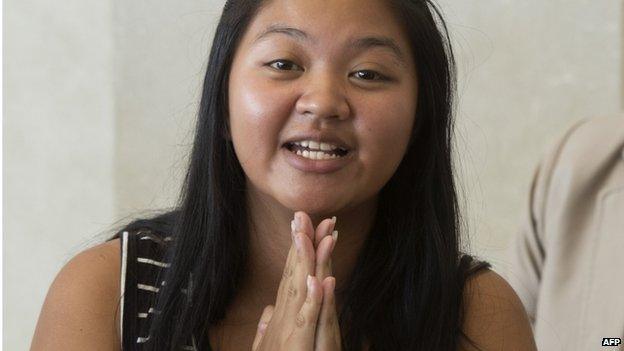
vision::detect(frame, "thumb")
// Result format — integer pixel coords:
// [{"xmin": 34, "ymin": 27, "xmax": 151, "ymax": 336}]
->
[{"xmin": 252, "ymin": 305, "xmax": 275, "ymax": 351}]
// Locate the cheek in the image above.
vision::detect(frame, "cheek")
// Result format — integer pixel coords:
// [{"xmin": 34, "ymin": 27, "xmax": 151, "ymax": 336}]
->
[
  {"xmin": 228, "ymin": 73, "xmax": 292, "ymax": 160},
  {"xmin": 358, "ymin": 94, "xmax": 415, "ymax": 163}
]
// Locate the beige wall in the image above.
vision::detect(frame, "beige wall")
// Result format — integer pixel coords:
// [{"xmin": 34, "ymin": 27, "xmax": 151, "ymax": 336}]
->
[
  {"xmin": 112, "ymin": 1, "xmax": 223, "ymax": 217},
  {"xmin": 4, "ymin": 0, "xmax": 115, "ymax": 349},
  {"xmin": 4, "ymin": 1, "xmax": 622, "ymax": 349}
]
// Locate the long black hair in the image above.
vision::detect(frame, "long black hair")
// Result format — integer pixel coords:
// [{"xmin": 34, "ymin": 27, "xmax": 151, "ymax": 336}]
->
[{"xmin": 110, "ymin": 0, "xmax": 490, "ymax": 349}]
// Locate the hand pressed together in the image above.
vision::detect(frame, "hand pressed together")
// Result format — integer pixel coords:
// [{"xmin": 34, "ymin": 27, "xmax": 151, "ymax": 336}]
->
[{"xmin": 251, "ymin": 211, "xmax": 342, "ymax": 351}]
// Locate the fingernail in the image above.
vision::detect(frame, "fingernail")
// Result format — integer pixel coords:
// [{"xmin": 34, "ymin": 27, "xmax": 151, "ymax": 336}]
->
[
  {"xmin": 332, "ymin": 230, "xmax": 338, "ymax": 243},
  {"xmin": 307, "ymin": 274, "xmax": 313, "ymax": 291},
  {"xmin": 290, "ymin": 220, "xmax": 295, "ymax": 236},
  {"xmin": 331, "ymin": 216, "xmax": 337, "ymax": 224}
]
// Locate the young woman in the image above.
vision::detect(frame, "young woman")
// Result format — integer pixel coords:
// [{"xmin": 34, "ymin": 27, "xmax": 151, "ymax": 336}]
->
[{"xmin": 31, "ymin": 0, "xmax": 537, "ymax": 350}]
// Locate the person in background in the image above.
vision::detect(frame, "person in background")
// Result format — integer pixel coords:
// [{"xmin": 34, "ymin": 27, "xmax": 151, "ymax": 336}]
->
[{"xmin": 504, "ymin": 115, "xmax": 624, "ymax": 351}]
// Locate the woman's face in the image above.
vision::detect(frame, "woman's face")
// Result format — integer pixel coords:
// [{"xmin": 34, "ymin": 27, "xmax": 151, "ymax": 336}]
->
[{"xmin": 228, "ymin": 0, "xmax": 418, "ymax": 215}]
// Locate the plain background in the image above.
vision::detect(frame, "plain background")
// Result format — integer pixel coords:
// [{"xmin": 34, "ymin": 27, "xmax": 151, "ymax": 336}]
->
[{"xmin": 3, "ymin": 0, "xmax": 623, "ymax": 349}]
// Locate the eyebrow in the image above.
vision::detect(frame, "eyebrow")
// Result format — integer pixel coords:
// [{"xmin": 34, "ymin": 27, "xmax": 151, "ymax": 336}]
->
[{"xmin": 252, "ymin": 24, "xmax": 408, "ymax": 67}]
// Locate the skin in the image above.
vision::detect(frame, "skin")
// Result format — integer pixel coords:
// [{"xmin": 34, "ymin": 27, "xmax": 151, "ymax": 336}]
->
[{"xmin": 222, "ymin": 0, "xmax": 418, "ymax": 346}]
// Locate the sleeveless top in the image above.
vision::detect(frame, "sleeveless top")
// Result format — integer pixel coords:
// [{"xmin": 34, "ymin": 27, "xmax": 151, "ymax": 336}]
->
[
  {"xmin": 119, "ymin": 228, "xmax": 206, "ymax": 350},
  {"xmin": 118, "ymin": 227, "xmax": 490, "ymax": 350}
]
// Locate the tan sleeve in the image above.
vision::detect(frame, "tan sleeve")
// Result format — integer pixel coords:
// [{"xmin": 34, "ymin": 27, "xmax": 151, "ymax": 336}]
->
[{"xmin": 503, "ymin": 119, "xmax": 589, "ymax": 326}]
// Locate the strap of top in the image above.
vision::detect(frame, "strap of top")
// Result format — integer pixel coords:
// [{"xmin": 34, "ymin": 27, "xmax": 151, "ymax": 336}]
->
[
  {"xmin": 119, "ymin": 229, "xmax": 199, "ymax": 350},
  {"xmin": 459, "ymin": 253, "xmax": 491, "ymax": 276}
]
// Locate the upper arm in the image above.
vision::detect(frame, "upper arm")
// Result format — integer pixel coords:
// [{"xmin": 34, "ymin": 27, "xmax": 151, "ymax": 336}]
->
[
  {"xmin": 458, "ymin": 269, "xmax": 537, "ymax": 351},
  {"xmin": 31, "ymin": 238, "xmax": 122, "ymax": 351}
]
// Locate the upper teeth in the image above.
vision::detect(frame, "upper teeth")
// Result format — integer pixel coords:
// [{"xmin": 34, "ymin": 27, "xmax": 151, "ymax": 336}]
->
[{"xmin": 293, "ymin": 140, "xmax": 343, "ymax": 152}]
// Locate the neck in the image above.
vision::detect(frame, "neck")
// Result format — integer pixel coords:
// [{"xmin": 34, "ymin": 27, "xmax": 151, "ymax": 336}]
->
[{"xmin": 220, "ymin": 184, "xmax": 378, "ymax": 325}]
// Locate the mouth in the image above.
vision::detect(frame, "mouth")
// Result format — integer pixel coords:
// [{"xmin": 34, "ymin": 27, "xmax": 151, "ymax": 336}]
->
[
  {"xmin": 282, "ymin": 142, "xmax": 351, "ymax": 159},
  {"xmin": 281, "ymin": 142, "xmax": 354, "ymax": 174}
]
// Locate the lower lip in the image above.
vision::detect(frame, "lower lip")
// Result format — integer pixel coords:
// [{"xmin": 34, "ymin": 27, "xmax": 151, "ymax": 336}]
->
[{"xmin": 281, "ymin": 146, "xmax": 354, "ymax": 174}]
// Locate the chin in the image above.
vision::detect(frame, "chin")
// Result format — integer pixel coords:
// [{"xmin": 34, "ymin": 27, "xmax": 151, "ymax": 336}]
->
[{"xmin": 284, "ymin": 197, "xmax": 341, "ymax": 217}]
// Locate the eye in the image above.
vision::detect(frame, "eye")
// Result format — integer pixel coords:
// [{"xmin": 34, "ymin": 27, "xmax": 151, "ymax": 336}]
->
[
  {"xmin": 266, "ymin": 60, "xmax": 390, "ymax": 82},
  {"xmin": 267, "ymin": 59, "xmax": 303, "ymax": 72},
  {"xmin": 351, "ymin": 70, "xmax": 388, "ymax": 82}
]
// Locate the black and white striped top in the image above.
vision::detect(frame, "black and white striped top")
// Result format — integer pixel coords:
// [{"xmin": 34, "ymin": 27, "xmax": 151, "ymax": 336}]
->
[
  {"xmin": 118, "ymin": 228, "xmax": 490, "ymax": 350},
  {"xmin": 119, "ymin": 229, "xmax": 204, "ymax": 350}
]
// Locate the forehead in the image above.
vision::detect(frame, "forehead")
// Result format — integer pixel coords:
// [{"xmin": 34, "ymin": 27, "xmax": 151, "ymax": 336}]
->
[{"xmin": 241, "ymin": 0, "xmax": 412, "ymax": 58}]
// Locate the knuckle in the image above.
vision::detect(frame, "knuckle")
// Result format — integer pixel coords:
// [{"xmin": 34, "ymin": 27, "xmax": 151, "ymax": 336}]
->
[
  {"xmin": 282, "ymin": 267, "xmax": 292, "ymax": 279},
  {"xmin": 287, "ymin": 283, "xmax": 298, "ymax": 298},
  {"xmin": 295, "ymin": 312, "xmax": 306, "ymax": 328}
]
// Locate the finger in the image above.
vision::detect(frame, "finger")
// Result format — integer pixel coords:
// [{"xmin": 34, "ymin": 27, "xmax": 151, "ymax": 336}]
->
[
  {"xmin": 315, "ymin": 233, "xmax": 336, "ymax": 282},
  {"xmin": 314, "ymin": 216, "xmax": 336, "ymax": 248},
  {"xmin": 274, "ymin": 218, "xmax": 299, "ymax": 319},
  {"xmin": 296, "ymin": 211, "xmax": 316, "ymax": 244},
  {"xmin": 313, "ymin": 216, "xmax": 335, "ymax": 282},
  {"xmin": 289, "ymin": 274, "xmax": 324, "ymax": 345},
  {"xmin": 252, "ymin": 305, "xmax": 275, "ymax": 351},
  {"xmin": 283, "ymin": 231, "xmax": 316, "ymax": 323},
  {"xmin": 315, "ymin": 217, "xmax": 337, "ymax": 282},
  {"xmin": 315, "ymin": 277, "xmax": 341, "ymax": 350}
]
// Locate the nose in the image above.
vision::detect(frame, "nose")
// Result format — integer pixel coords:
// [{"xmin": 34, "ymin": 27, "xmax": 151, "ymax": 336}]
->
[{"xmin": 294, "ymin": 71, "xmax": 351, "ymax": 122}]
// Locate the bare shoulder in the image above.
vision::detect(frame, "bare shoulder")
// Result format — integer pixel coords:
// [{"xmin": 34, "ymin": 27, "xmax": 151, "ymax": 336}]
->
[
  {"xmin": 459, "ymin": 268, "xmax": 537, "ymax": 351},
  {"xmin": 31, "ymin": 238, "xmax": 122, "ymax": 351}
]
